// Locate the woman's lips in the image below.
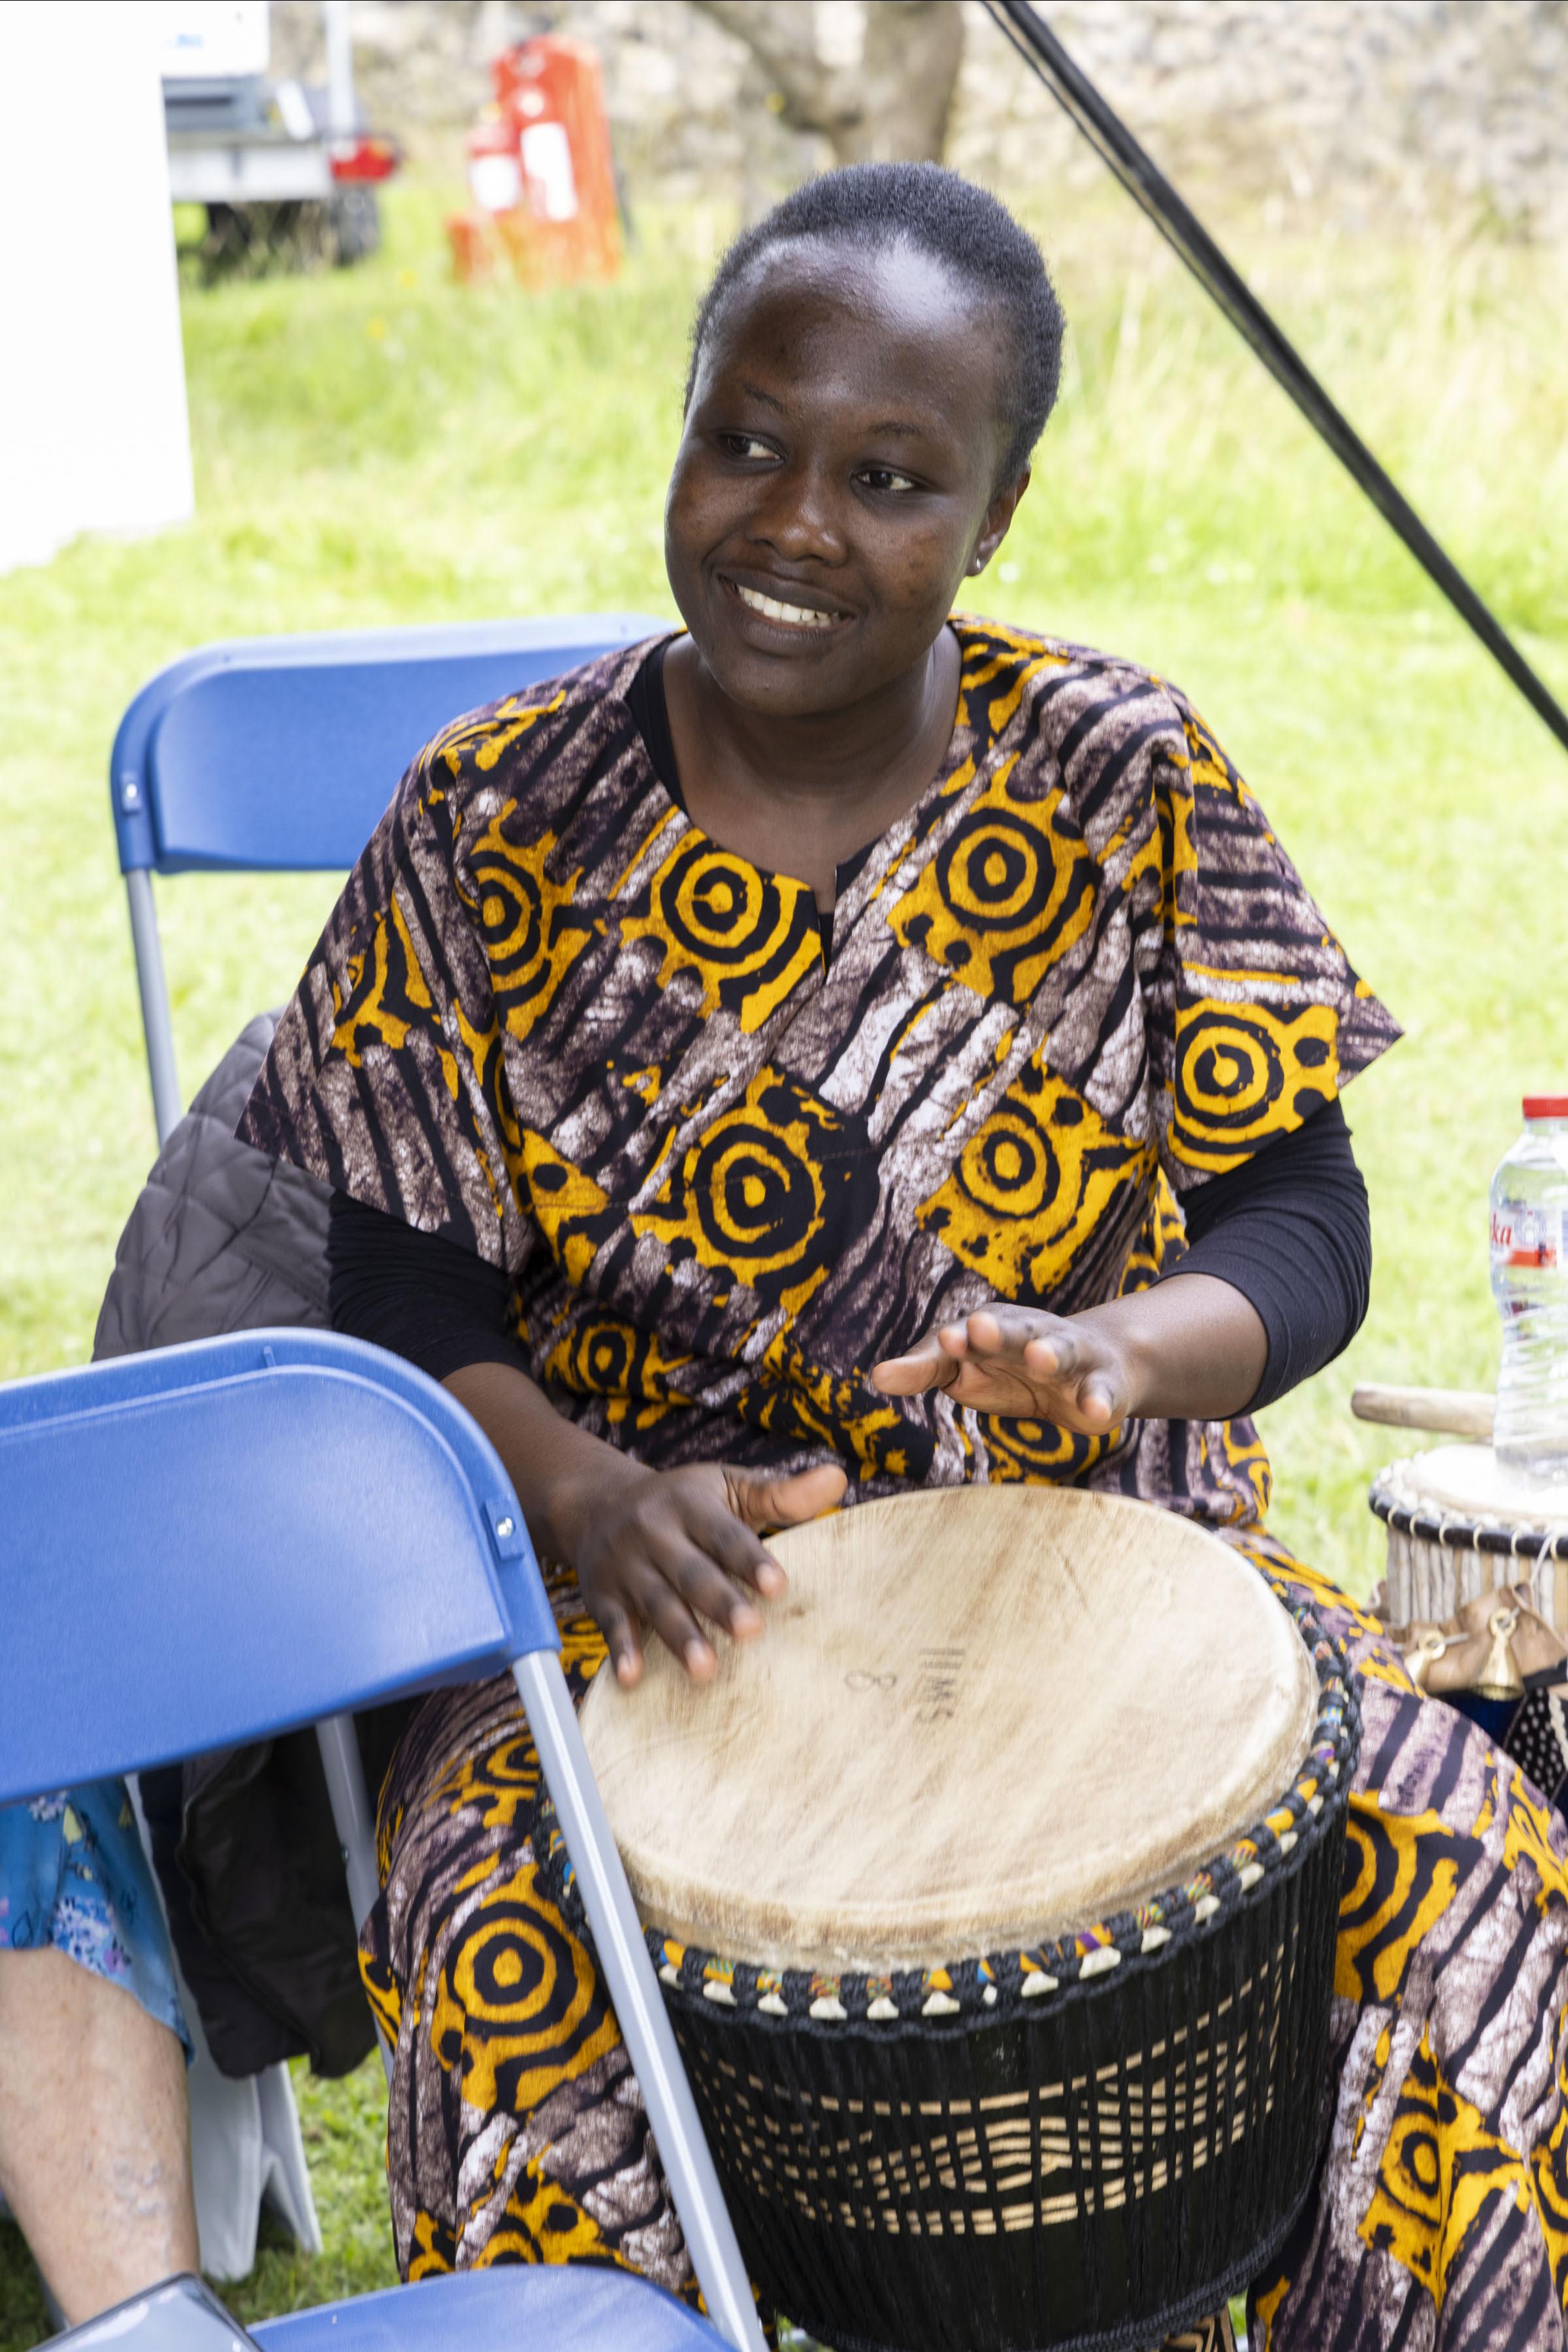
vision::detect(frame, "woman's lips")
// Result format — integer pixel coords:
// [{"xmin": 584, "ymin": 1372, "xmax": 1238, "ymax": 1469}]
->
[{"xmin": 721, "ymin": 575, "xmax": 853, "ymax": 634}]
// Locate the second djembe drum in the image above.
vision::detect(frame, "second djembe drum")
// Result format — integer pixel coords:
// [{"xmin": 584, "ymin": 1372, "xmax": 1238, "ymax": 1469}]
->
[
  {"xmin": 1370, "ymin": 1443, "xmax": 1568, "ymax": 1630},
  {"xmin": 540, "ymin": 1485, "xmax": 1359, "ymax": 2351}
]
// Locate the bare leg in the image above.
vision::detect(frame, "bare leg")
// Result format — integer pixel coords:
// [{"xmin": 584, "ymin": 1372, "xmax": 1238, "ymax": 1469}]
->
[{"xmin": 0, "ymin": 1946, "xmax": 198, "ymax": 2326}]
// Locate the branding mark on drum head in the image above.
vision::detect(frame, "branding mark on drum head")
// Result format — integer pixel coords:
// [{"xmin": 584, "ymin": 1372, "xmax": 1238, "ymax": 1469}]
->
[{"xmin": 916, "ymin": 1644, "xmax": 967, "ymax": 1722}]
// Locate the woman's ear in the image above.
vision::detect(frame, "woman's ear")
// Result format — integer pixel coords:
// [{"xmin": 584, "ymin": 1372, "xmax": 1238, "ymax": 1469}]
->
[{"xmin": 967, "ymin": 466, "xmax": 1032, "ymax": 576}]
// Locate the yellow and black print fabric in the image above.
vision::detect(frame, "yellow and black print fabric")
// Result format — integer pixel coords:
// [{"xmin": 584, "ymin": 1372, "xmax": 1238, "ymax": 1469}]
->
[
  {"xmin": 1233, "ymin": 1526, "xmax": 1568, "ymax": 2351},
  {"xmin": 241, "ymin": 618, "xmax": 1396, "ymax": 1520},
  {"xmin": 240, "ymin": 625, "xmax": 1568, "ymax": 2349}
]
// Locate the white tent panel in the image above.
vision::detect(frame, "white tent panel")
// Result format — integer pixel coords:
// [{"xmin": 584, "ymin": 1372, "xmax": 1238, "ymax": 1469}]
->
[{"xmin": 0, "ymin": 2, "xmax": 194, "ymax": 576}]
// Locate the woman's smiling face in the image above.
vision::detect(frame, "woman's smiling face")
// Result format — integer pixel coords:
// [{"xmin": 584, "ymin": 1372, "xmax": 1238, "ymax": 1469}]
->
[{"xmin": 664, "ymin": 237, "xmax": 1026, "ymax": 721}]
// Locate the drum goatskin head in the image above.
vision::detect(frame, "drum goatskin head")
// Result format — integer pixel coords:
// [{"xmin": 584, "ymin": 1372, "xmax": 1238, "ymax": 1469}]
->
[
  {"xmin": 578, "ymin": 1484, "xmax": 1317, "ymax": 1972},
  {"xmin": 1390, "ymin": 1442, "xmax": 1568, "ymax": 1520}
]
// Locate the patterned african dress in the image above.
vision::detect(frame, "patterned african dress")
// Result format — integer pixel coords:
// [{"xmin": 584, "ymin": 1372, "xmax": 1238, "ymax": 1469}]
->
[{"xmin": 242, "ymin": 621, "xmax": 1568, "ymax": 2349}]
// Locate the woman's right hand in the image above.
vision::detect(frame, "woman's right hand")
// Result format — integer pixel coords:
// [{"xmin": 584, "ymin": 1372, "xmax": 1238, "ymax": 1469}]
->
[
  {"xmin": 444, "ymin": 1359, "xmax": 845, "ymax": 1687},
  {"xmin": 555, "ymin": 1458, "xmax": 847, "ymax": 1687}
]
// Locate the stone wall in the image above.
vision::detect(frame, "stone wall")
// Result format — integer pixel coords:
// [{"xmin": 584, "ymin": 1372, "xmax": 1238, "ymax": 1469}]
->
[
  {"xmin": 957, "ymin": 1, "xmax": 1568, "ymax": 239},
  {"xmin": 271, "ymin": 0, "xmax": 1568, "ymax": 238}
]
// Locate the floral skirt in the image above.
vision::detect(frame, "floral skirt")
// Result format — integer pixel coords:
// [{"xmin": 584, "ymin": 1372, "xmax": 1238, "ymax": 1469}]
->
[
  {"xmin": 359, "ymin": 1538, "xmax": 1568, "ymax": 2349},
  {"xmin": 0, "ymin": 1780, "xmax": 188, "ymax": 2048}
]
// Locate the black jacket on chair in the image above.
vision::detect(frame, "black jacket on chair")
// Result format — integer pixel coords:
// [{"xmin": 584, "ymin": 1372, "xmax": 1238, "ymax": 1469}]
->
[{"xmin": 97, "ymin": 1012, "xmax": 410, "ymax": 2080}]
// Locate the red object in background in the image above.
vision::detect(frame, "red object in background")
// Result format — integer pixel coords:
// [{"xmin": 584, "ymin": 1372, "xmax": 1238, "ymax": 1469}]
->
[
  {"xmin": 446, "ymin": 212, "xmax": 497, "ymax": 286},
  {"xmin": 448, "ymin": 35, "xmax": 621, "ymax": 289},
  {"xmin": 330, "ymin": 135, "xmax": 400, "ymax": 185},
  {"xmin": 466, "ymin": 114, "xmax": 524, "ymax": 215}
]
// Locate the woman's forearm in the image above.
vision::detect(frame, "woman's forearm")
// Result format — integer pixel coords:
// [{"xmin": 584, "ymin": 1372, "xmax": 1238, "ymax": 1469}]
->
[
  {"xmin": 1071, "ymin": 1273, "xmax": 1268, "ymax": 1422},
  {"xmin": 443, "ymin": 1359, "xmax": 641, "ymax": 1562},
  {"xmin": 448, "ymin": 1276, "xmax": 1264, "ymax": 1570}
]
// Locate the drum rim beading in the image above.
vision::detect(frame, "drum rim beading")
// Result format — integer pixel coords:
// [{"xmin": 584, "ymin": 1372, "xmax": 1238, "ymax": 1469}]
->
[{"xmin": 536, "ymin": 1590, "xmax": 1359, "ymax": 2029}]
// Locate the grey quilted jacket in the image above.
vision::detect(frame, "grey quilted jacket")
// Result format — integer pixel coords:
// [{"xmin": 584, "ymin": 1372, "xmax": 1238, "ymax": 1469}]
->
[
  {"xmin": 98, "ymin": 1013, "xmax": 407, "ymax": 2080},
  {"xmin": 94, "ymin": 1010, "xmax": 331, "ymax": 1360}
]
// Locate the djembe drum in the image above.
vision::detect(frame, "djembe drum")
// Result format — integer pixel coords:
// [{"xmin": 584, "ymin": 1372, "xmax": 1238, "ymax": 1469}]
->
[
  {"xmin": 1370, "ymin": 1444, "xmax": 1568, "ymax": 1631},
  {"xmin": 1369, "ymin": 1445, "xmax": 1568, "ymax": 1813},
  {"xmin": 539, "ymin": 1486, "xmax": 1359, "ymax": 2352}
]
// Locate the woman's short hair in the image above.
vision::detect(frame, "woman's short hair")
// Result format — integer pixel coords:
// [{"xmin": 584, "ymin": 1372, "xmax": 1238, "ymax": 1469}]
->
[{"xmin": 686, "ymin": 162, "xmax": 1065, "ymax": 487}]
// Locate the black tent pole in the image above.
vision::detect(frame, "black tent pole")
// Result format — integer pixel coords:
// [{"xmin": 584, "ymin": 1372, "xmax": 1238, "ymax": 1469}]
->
[{"xmin": 984, "ymin": 0, "xmax": 1568, "ymax": 759}]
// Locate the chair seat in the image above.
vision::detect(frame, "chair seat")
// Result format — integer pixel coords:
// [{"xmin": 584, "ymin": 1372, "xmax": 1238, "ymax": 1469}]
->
[{"xmin": 250, "ymin": 2265, "xmax": 725, "ymax": 2350}]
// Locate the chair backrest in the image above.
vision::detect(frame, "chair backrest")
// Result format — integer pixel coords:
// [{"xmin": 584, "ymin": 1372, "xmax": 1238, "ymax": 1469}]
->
[
  {"xmin": 110, "ymin": 613, "xmax": 664, "ymax": 874},
  {"xmin": 0, "ymin": 1330, "xmax": 556, "ymax": 1806},
  {"xmin": 112, "ymin": 611, "xmax": 666, "ymax": 1139}
]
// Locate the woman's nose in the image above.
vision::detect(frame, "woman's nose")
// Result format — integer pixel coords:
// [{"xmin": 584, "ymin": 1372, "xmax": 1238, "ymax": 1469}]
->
[{"xmin": 747, "ymin": 462, "xmax": 847, "ymax": 564}]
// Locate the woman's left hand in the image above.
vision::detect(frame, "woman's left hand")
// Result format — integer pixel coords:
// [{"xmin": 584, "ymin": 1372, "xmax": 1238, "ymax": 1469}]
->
[{"xmin": 871, "ymin": 1305, "xmax": 1132, "ymax": 1431}]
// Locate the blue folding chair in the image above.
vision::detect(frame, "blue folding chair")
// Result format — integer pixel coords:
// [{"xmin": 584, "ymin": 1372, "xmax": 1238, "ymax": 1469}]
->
[
  {"xmin": 0, "ymin": 1331, "xmax": 761, "ymax": 2352},
  {"xmin": 56, "ymin": 2267, "xmax": 719, "ymax": 2350},
  {"xmin": 110, "ymin": 613, "xmax": 662, "ymax": 1145},
  {"xmin": 105, "ymin": 612, "xmax": 663, "ymax": 2262}
]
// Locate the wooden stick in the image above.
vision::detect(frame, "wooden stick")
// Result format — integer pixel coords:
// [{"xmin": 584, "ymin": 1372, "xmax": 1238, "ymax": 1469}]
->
[{"xmin": 1351, "ymin": 1383, "xmax": 1495, "ymax": 1441}]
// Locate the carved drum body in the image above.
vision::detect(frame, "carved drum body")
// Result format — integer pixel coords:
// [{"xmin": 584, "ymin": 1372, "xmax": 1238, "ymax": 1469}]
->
[{"xmin": 547, "ymin": 1487, "xmax": 1359, "ymax": 2351}]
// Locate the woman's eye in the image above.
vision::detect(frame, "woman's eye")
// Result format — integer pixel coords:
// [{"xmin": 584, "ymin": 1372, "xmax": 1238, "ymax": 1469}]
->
[
  {"xmin": 858, "ymin": 467, "xmax": 919, "ymax": 495},
  {"xmin": 719, "ymin": 433, "xmax": 777, "ymax": 462}
]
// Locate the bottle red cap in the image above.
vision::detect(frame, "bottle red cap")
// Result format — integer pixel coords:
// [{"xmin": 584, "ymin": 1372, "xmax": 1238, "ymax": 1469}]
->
[{"xmin": 1524, "ymin": 1096, "xmax": 1568, "ymax": 1118}]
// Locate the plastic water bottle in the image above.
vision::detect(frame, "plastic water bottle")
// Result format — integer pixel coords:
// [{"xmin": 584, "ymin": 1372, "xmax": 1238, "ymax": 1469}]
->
[{"xmin": 1490, "ymin": 1096, "xmax": 1568, "ymax": 1481}]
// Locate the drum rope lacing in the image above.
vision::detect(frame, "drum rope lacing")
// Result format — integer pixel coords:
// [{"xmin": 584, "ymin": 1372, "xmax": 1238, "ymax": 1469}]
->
[{"xmin": 536, "ymin": 1590, "xmax": 1360, "ymax": 2030}]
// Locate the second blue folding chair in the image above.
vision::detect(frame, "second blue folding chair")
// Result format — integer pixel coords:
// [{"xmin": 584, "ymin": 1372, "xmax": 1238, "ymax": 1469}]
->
[
  {"xmin": 110, "ymin": 612, "xmax": 662, "ymax": 1144},
  {"xmin": 0, "ymin": 1330, "xmax": 763, "ymax": 2352}
]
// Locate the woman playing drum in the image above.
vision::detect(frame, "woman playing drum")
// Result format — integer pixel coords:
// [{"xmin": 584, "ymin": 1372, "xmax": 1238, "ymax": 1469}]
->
[{"xmin": 240, "ymin": 165, "xmax": 1568, "ymax": 2351}]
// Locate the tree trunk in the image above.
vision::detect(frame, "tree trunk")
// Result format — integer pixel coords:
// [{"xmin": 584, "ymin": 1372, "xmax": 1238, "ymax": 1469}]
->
[{"xmin": 695, "ymin": 1, "xmax": 965, "ymax": 168}]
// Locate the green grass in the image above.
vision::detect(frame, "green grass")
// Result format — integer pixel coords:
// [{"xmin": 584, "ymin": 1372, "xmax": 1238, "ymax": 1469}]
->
[
  {"xmin": 223, "ymin": 2059, "xmax": 400, "ymax": 2325},
  {"xmin": 1, "ymin": 176, "xmax": 1565, "ymax": 2339}
]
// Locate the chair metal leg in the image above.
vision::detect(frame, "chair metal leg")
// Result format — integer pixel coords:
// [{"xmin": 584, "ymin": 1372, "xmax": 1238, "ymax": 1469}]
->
[
  {"xmin": 125, "ymin": 870, "xmax": 182, "ymax": 1145},
  {"xmin": 514, "ymin": 1652, "xmax": 766, "ymax": 2352},
  {"xmin": 315, "ymin": 1712, "xmax": 393, "ymax": 2086},
  {"xmin": 315, "ymin": 1712, "xmax": 382, "ymax": 1931}
]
